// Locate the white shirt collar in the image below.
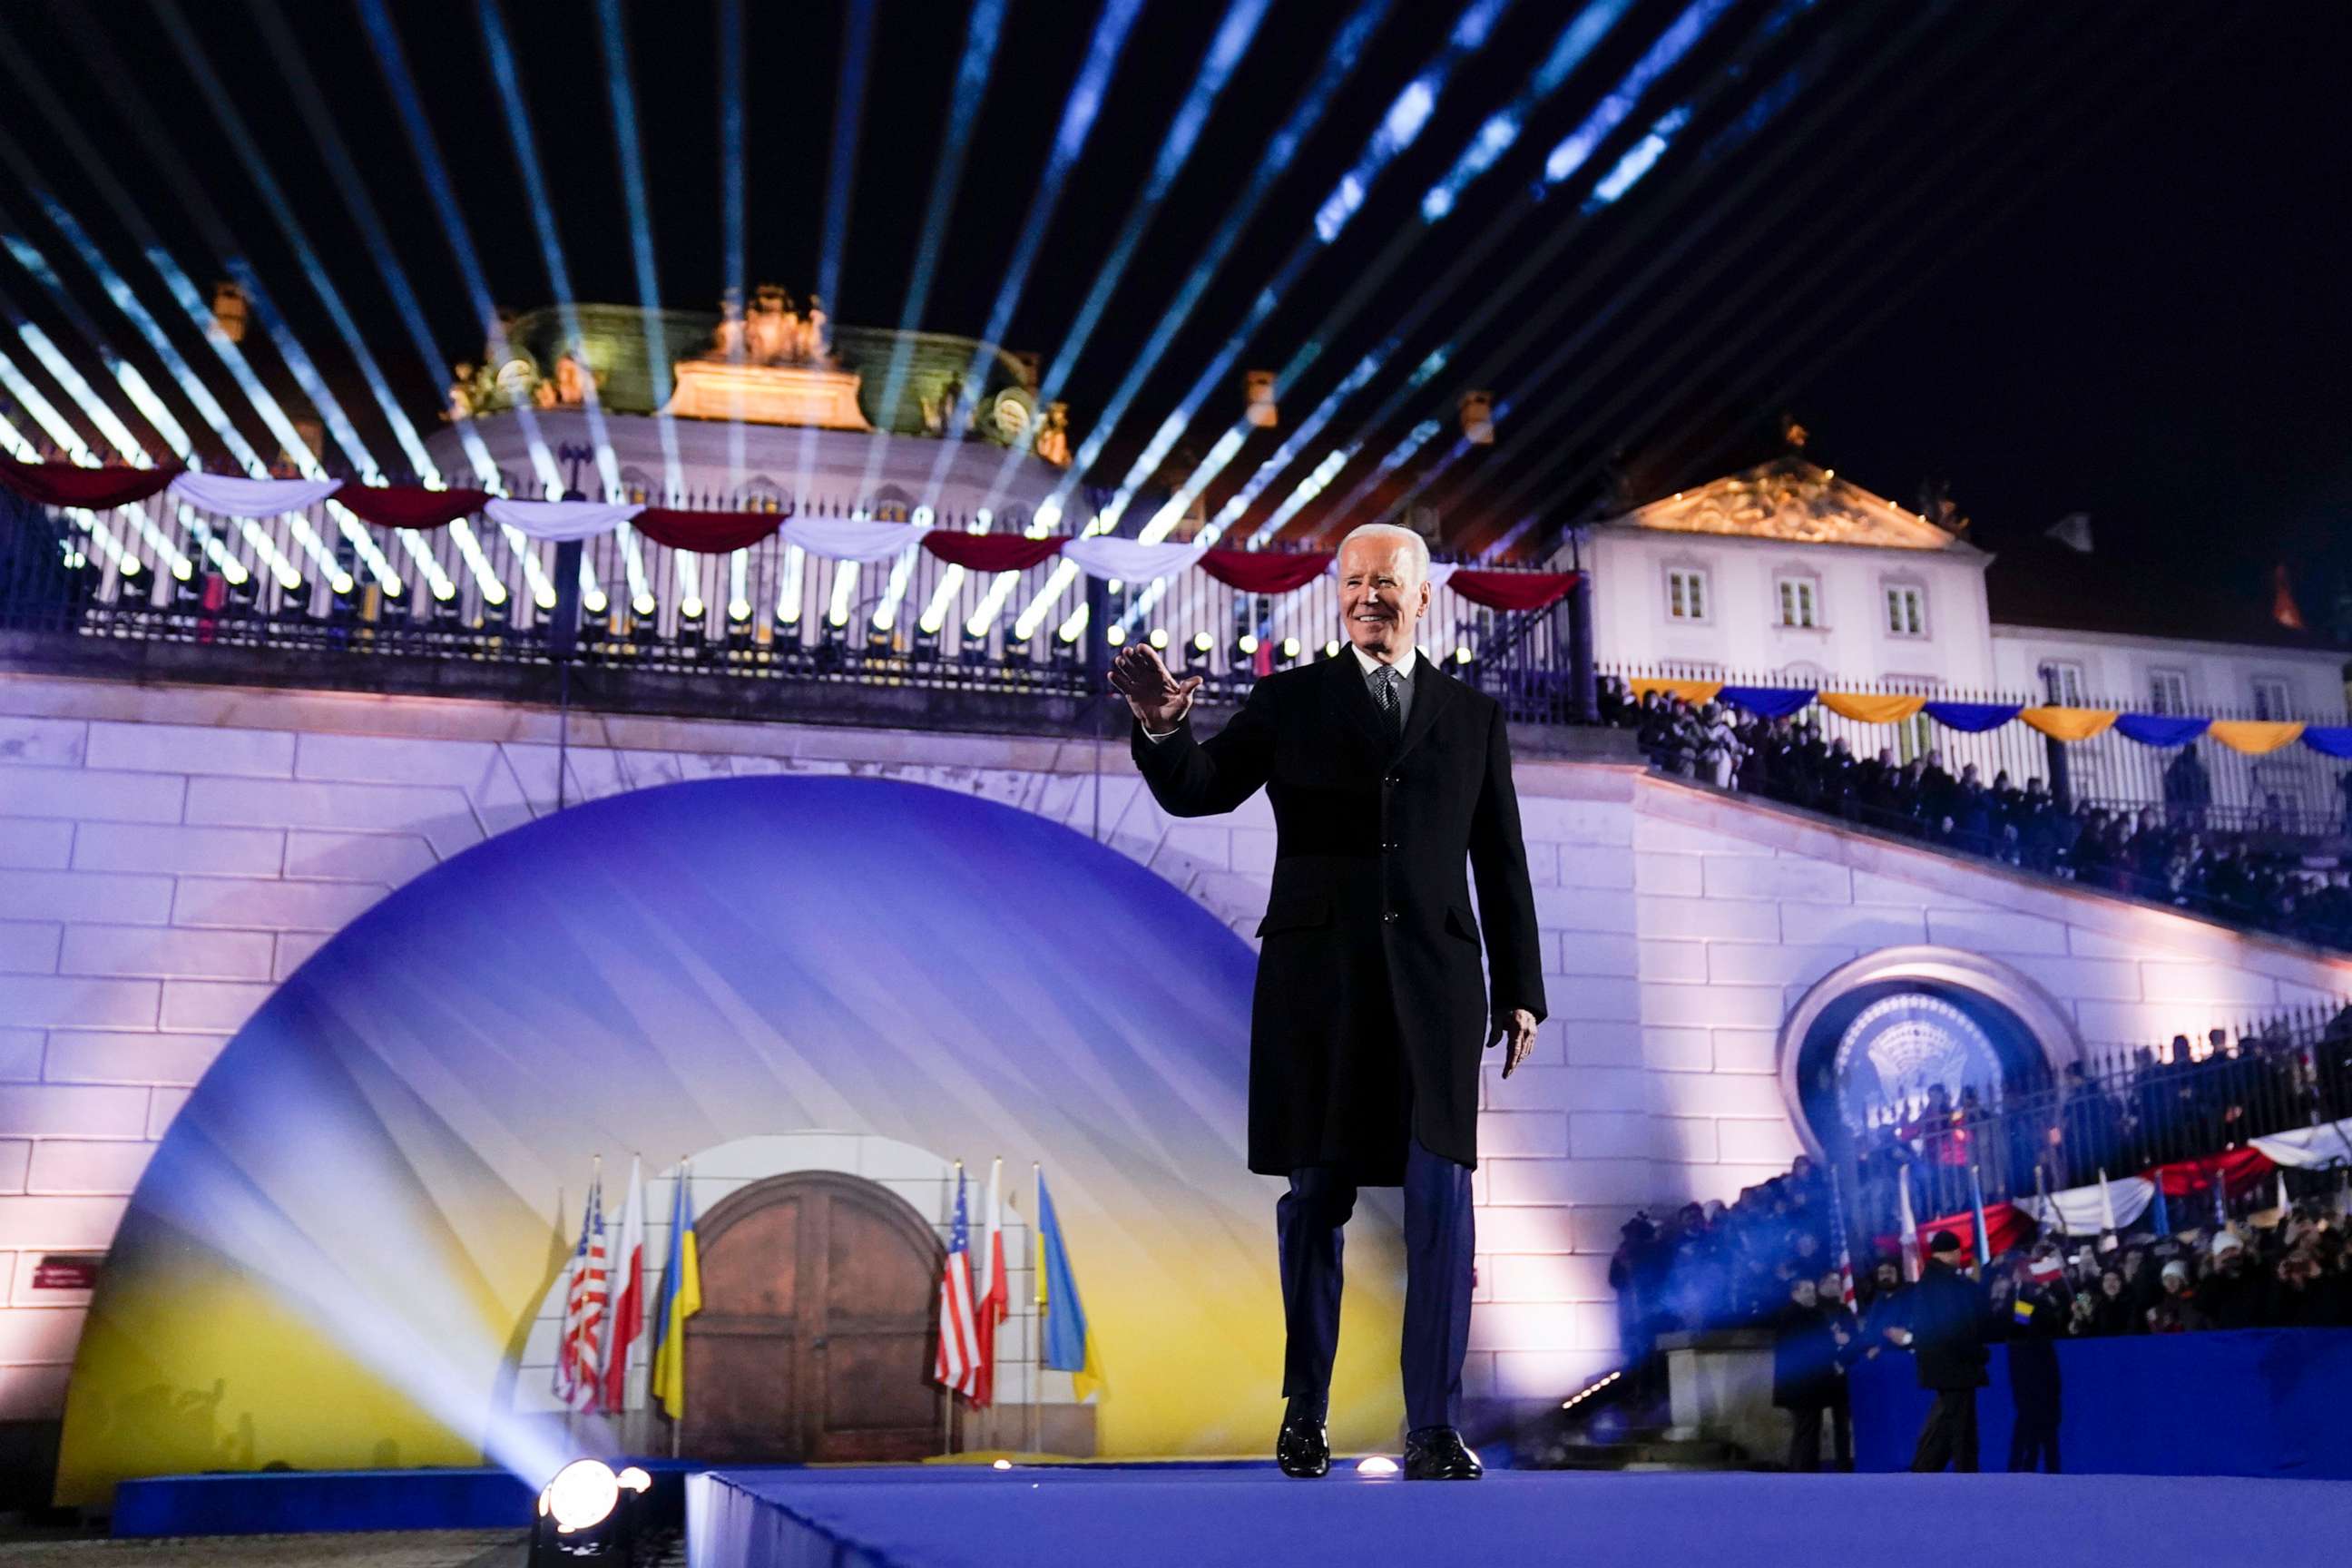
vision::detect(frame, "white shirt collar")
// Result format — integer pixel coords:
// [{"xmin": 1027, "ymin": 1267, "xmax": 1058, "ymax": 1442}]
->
[{"xmin": 1350, "ymin": 642, "xmax": 1416, "ymax": 681}]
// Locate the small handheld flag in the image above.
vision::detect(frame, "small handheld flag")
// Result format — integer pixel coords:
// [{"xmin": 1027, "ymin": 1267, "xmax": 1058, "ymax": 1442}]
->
[
  {"xmin": 1896, "ymin": 1172, "xmax": 1923, "ymax": 1283},
  {"xmin": 1969, "ymin": 1165, "xmax": 1992, "ymax": 1268},
  {"xmin": 1035, "ymin": 1168, "xmax": 1103, "ymax": 1401}
]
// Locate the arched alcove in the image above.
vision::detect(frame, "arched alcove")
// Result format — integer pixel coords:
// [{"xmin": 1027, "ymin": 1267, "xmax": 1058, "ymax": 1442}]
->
[
  {"xmin": 55, "ymin": 775, "xmax": 1404, "ymax": 1506},
  {"xmin": 1776, "ymin": 945, "xmax": 2084, "ymax": 1159}
]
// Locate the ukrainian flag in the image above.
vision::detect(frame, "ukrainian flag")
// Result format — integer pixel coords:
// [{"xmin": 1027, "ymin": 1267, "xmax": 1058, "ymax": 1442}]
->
[
  {"xmin": 649, "ymin": 1161, "xmax": 702, "ymax": 1420},
  {"xmin": 1035, "ymin": 1169, "xmax": 1103, "ymax": 1401}
]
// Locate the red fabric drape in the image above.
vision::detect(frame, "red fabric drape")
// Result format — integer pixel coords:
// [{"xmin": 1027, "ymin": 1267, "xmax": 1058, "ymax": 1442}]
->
[
  {"xmin": 631, "ymin": 508, "xmax": 789, "ymax": 554},
  {"xmin": 1196, "ymin": 548, "xmax": 1333, "ymax": 594},
  {"xmin": 0, "ymin": 460, "xmax": 178, "ymax": 510},
  {"xmin": 1444, "ymin": 568, "xmax": 1579, "ymax": 612},
  {"xmin": 1903, "ymin": 1200, "xmax": 2036, "ymax": 1260},
  {"xmin": 920, "ymin": 533, "xmax": 1066, "ymax": 572},
  {"xmin": 330, "ymin": 485, "xmax": 491, "ymax": 531},
  {"xmin": 2152, "ymin": 1146, "xmax": 2276, "ymax": 1198}
]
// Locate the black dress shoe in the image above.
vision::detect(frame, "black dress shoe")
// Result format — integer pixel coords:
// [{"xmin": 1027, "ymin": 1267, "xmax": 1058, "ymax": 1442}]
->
[
  {"xmin": 1403, "ymin": 1426, "xmax": 1483, "ymax": 1480},
  {"xmin": 1277, "ymin": 1406, "xmax": 1331, "ymax": 1478}
]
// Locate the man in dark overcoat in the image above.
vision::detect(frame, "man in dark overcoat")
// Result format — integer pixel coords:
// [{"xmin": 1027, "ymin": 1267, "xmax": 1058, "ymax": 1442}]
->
[
  {"xmin": 1111, "ymin": 522, "xmax": 1546, "ymax": 1481},
  {"xmin": 1889, "ymin": 1230, "xmax": 1992, "ymax": 1472}
]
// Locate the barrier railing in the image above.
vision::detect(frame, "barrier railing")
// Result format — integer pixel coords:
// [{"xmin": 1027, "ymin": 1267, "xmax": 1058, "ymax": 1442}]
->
[
  {"xmin": 1599, "ymin": 663, "xmax": 2352, "ymax": 839},
  {"xmin": 1838, "ymin": 1002, "xmax": 2352, "ymax": 1231},
  {"xmin": 0, "ymin": 490, "xmax": 1585, "ymax": 724}
]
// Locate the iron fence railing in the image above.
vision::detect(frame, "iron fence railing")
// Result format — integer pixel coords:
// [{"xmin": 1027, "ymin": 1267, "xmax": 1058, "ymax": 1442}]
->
[
  {"xmin": 1599, "ymin": 662, "xmax": 2352, "ymax": 838},
  {"xmin": 1836, "ymin": 1002, "xmax": 2352, "ymax": 1238},
  {"xmin": 0, "ymin": 489, "xmax": 1587, "ymax": 724}
]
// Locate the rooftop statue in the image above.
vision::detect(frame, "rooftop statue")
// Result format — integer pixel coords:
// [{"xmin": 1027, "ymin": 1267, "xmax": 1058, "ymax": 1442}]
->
[
  {"xmin": 670, "ymin": 285, "xmax": 864, "ymax": 428},
  {"xmin": 707, "ymin": 284, "xmax": 835, "ymax": 369}
]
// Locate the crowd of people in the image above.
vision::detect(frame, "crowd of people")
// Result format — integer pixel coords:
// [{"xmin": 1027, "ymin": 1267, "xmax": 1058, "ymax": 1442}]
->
[
  {"xmin": 1606, "ymin": 1152, "xmax": 2352, "ymax": 1471},
  {"xmin": 1596, "ymin": 679, "xmax": 2352, "ymax": 952},
  {"xmin": 1838, "ymin": 1014, "xmax": 2352, "ymax": 1227}
]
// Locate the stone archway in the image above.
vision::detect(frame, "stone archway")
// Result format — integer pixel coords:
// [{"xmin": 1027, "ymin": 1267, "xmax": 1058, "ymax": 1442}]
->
[
  {"xmin": 683, "ymin": 1170, "xmax": 945, "ymax": 1463},
  {"xmin": 1775, "ymin": 945, "xmax": 2085, "ymax": 1161}
]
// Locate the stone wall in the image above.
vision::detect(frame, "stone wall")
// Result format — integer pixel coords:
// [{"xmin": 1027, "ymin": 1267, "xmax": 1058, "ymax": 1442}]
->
[{"xmin": 3, "ymin": 670, "xmax": 2348, "ymax": 1441}]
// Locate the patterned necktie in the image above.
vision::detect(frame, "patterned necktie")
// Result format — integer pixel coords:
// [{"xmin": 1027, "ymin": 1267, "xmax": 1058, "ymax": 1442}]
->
[{"xmin": 1374, "ymin": 665, "xmax": 1402, "ymax": 743}]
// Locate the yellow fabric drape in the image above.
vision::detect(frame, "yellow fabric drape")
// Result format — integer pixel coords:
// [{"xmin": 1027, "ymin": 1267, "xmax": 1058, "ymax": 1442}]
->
[
  {"xmin": 2207, "ymin": 720, "xmax": 2306, "ymax": 756},
  {"xmin": 2018, "ymin": 706, "xmax": 2119, "ymax": 742},
  {"xmin": 1818, "ymin": 691, "xmax": 1926, "ymax": 724},
  {"xmin": 1629, "ymin": 677, "xmax": 1723, "ymax": 704}
]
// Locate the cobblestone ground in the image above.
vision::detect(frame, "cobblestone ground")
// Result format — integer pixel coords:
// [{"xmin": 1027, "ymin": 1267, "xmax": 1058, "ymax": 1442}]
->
[{"xmin": 0, "ymin": 1532, "xmax": 523, "ymax": 1568}]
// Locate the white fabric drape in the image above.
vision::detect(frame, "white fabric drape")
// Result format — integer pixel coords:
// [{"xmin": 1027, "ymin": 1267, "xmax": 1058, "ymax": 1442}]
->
[
  {"xmin": 483, "ymin": 499, "xmax": 648, "ymax": 543},
  {"xmin": 2251, "ymin": 1118, "xmax": 2352, "ymax": 1170},
  {"xmin": 778, "ymin": 516, "xmax": 932, "ymax": 561},
  {"xmin": 2021, "ymin": 1176, "xmax": 2155, "ymax": 1236},
  {"xmin": 168, "ymin": 473, "xmax": 343, "ymax": 517},
  {"xmin": 1423, "ymin": 562, "xmax": 1457, "ymax": 590},
  {"xmin": 1059, "ymin": 536, "xmax": 1206, "ymax": 582}
]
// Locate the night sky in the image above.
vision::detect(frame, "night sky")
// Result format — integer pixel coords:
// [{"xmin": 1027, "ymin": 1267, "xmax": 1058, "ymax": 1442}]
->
[{"xmin": 0, "ymin": 0, "xmax": 2341, "ymax": 617}]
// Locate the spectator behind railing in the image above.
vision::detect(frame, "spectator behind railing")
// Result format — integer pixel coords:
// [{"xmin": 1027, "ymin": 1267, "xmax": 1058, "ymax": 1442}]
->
[
  {"xmin": 1599, "ymin": 677, "xmax": 2352, "ymax": 953},
  {"xmin": 1613, "ymin": 1159, "xmax": 2352, "ymax": 1357},
  {"xmin": 1838, "ymin": 1005, "xmax": 2352, "ymax": 1213}
]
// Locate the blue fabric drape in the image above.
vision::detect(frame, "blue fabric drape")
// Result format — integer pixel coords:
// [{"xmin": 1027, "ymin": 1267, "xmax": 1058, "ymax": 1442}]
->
[
  {"xmin": 2113, "ymin": 713, "xmax": 2212, "ymax": 748},
  {"xmin": 1923, "ymin": 701, "xmax": 2024, "ymax": 733},
  {"xmin": 2299, "ymin": 725, "xmax": 2352, "ymax": 760},
  {"xmin": 1718, "ymin": 685, "xmax": 1817, "ymax": 719}
]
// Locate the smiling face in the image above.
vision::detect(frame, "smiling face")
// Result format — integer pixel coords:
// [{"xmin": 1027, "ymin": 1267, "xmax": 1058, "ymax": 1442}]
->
[{"xmin": 1338, "ymin": 534, "xmax": 1430, "ymax": 664}]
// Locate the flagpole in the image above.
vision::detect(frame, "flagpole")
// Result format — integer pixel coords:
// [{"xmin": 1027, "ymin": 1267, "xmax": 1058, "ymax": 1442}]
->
[
  {"xmin": 671, "ymin": 1155, "xmax": 688, "ymax": 1461},
  {"xmin": 1031, "ymin": 1161, "xmax": 1044, "ymax": 1458},
  {"xmin": 557, "ymin": 1180, "xmax": 573, "ymax": 1456},
  {"xmin": 945, "ymin": 1161, "xmax": 960, "ymax": 1460}
]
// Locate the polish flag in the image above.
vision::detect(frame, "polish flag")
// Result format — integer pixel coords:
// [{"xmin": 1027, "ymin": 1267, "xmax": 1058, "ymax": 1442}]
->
[
  {"xmin": 601, "ymin": 1155, "xmax": 648, "ymax": 1413},
  {"xmin": 971, "ymin": 1158, "xmax": 1009, "ymax": 1407}
]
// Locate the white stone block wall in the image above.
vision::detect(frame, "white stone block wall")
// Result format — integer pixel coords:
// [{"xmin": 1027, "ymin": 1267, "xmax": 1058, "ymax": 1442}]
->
[{"xmin": 4, "ymin": 671, "xmax": 2350, "ymax": 1426}]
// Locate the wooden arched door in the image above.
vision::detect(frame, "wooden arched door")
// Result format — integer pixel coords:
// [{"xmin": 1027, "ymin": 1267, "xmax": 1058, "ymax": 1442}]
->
[{"xmin": 681, "ymin": 1171, "xmax": 945, "ymax": 1462}]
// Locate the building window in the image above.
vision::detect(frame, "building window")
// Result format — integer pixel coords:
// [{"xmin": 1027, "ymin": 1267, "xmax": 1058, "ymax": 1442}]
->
[
  {"xmin": 1776, "ymin": 575, "xmax": 1818, "ymax": 628},
  {"xmin": 2149, "ymin": 668, "xmax": 2190, "ymax": 715},
  {"xmin": 2251, "ymin": 677, "xmax": 2293, "ymax": 720},
  {"xmin": 1884, "ymin": 583, "xmax": 1926, "ymax": 637},
  {"xmin": 1667, "ymin": 567, "xmax": 1709, "ymax": 622},
  {"xmin": 2038, "ymin": 661, "xmax": 2087, "ymax": 706}
]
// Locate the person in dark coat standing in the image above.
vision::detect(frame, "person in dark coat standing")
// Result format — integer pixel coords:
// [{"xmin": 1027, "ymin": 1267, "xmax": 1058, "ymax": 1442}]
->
[
  {"xmin": 1772, "ymin": 1278, "xmax": 1853, "ymax": 1471},
  {"xmin": 1996, "ymin": 1255, "xmax": 2065, "ymax": 1472},
  {"xmin": 1112, "ymin": 522, "xmax": 1546, "ymax": 1483},
  {"xmin": 1889, "ymin": 1230, "xmax": 1991, "ymax": 1472}
]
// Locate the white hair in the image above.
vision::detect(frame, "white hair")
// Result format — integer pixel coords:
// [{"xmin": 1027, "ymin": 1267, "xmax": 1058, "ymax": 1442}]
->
[{"xmin": 1336, "ymin": 522, "xmax": 1431, "ymax": 585}]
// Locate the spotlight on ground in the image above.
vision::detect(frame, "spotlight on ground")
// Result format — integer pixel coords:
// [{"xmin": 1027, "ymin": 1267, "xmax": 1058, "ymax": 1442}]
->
[
  {"xmin": 1356, "ymin": 1455, "xmax": 1399, "ymax": 1477},
  {"xmin": 529, "ymin": 1458, "xmax": 644, "ymax": 1566}
]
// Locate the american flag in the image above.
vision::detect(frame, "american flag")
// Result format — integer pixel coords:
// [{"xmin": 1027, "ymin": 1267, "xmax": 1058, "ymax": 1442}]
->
[
  {"xmin": 936, "ymin": 1166, "xmax": 982, "ymax": 1401},
  {"xmin": 554, "ymin": 1171, "xmax": 609, "ymax": 1411},
  {"xmin": 1827, "ymin": 1176, "xmax": 1858, "ymax": 1310}
]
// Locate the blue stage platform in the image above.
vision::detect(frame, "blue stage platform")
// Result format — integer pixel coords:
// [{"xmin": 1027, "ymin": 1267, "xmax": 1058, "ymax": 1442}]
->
[
  {"xmin": 111, "ymin": 1457, "xmax": 703, "ymax": 1537},
  {"xmin": 686, "ymin": 1464, "xmax": 2352, "ymax": 1568}
]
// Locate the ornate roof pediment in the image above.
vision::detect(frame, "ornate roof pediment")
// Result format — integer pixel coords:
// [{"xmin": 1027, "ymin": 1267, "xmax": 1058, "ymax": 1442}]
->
[{"xmin": 1612, "ymin": 457, "xmax": 1962, "ymax": 551}]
